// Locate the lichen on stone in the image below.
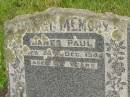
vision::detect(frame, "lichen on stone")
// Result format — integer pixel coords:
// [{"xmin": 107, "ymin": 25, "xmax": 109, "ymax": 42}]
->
[
  {"xmin": 5, "ymin": 48, "xmax": 15, "ymax": 64},
  {"xmin": 23, "ymin": 45, "xmax": 30, "ymax": 54},
  {"xmin": 112, "ymin": 30, "xmax": 121, "ymax": 40}
]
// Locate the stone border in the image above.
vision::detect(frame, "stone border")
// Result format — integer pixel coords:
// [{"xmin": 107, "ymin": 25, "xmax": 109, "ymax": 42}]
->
[{"xmin": 4, "ymin": 7, "xmax": 130, "ymax": 97}]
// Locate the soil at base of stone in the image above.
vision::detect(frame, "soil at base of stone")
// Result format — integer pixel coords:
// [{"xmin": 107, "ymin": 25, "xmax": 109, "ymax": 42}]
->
[{"xmin": 0, "ymin": 87, "xmax": 7, "ymax": 97}]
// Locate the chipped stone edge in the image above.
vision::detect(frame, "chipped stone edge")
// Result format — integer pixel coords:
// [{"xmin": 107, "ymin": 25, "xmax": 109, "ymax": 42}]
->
[{"xmin": 4, "ymin": 7, "xmax": 130, "ymax": 34}]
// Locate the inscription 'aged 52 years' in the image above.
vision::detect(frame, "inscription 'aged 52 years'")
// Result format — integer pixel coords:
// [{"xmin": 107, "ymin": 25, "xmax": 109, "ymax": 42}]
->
[{"xmin": 4, "ymin": 8, "xmax": 130, "ymax": 97}]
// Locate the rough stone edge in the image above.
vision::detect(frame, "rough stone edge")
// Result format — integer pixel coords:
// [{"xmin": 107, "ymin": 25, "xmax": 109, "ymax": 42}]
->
[
  {"xmin": 4, "ymin": 7, "xmax": 130, "ymax": 34},
  {"xmin": 128, "ymin": 22, "xmax": 130, "ymax": 97}
]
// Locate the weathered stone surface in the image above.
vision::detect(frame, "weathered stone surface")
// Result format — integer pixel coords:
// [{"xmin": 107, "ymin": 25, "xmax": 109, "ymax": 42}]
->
[{"xmin": 4, "ymin": 7, "xmax": 130, "ymax": 97}]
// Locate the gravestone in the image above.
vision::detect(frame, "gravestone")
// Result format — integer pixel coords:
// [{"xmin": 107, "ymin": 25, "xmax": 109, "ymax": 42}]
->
[{"xmin": 4, "ymin": 8, "xmax": 130, "ymax": 97}]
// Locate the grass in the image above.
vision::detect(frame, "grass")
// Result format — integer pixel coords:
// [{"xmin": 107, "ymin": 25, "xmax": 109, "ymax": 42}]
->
[{"xmin": 0, "ymin": 0, "xmax": 130, "ymax": 90}]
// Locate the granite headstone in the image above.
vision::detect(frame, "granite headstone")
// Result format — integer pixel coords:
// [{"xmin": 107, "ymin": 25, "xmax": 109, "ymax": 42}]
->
[{"xmin": 4, "ymin": 8, "xmax": 130, "ymax": 97}]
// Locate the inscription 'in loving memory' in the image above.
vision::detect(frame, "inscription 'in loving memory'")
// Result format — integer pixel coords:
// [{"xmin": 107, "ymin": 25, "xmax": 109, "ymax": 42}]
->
[{"xmin": 37, "ymin": 17, "xmax": 111, "ymax": 32}]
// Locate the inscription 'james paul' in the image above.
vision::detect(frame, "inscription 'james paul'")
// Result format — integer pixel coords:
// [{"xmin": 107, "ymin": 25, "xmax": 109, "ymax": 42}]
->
[{"xmin": 30, "ymin": 37, "xmax": 95, "ymax": 48}]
